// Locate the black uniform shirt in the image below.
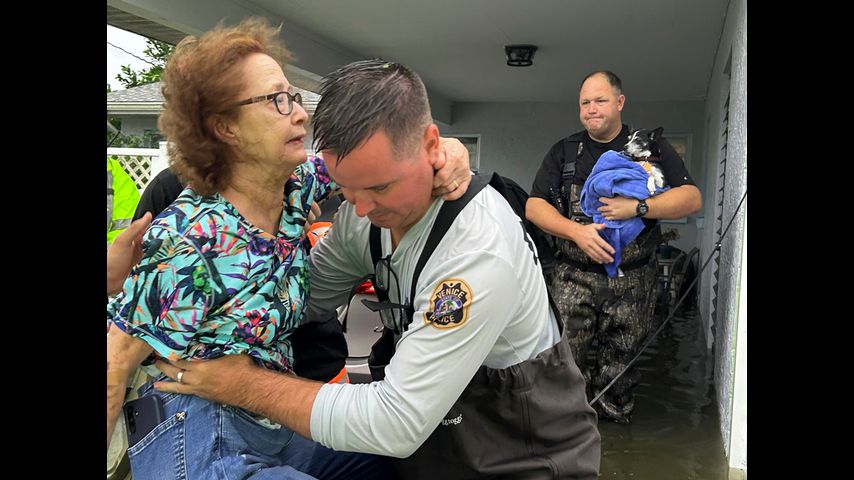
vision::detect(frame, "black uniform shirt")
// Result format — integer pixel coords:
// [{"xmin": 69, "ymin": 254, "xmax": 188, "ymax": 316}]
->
[
  {"xmin": 530, "ymin": 124, "xmax": 696, "ymax": 201},
  {"xmin": 132, "ymin": 168, "xmax": 185, "ymax": 221}
]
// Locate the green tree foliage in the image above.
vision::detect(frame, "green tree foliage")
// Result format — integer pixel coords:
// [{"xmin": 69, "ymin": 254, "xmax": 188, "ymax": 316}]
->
[
  {"xmin": 115, "ymin": 39, "xmax": 174, "ymax": 89},
  {"xmin": 109, "ymin": 38, "xmax": 174, "ymax": 147}
]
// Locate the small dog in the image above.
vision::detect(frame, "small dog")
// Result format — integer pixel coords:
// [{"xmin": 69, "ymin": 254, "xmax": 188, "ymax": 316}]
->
[{"xmin": 623, "ymin": 126, "xmax": 666, "ymax": 195}]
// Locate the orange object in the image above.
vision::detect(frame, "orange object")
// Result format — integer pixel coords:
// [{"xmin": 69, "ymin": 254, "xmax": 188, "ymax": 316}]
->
[
  {"xmin": 327, "ymin": 366, "xmax": 350, "ymax": 384},
  {"xmin": 306, "ymin": 221, "xmax": 333, "ymax": 248}
]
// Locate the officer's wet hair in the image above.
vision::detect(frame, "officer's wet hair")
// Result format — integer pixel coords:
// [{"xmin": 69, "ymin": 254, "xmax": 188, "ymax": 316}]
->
[
  {"xmin": 580, "ymin": 70, "xmax": 623, "ymax": 96},
  {"xmin": 313, "ymin": 59, "xmax": 432, "ymax": 164}
]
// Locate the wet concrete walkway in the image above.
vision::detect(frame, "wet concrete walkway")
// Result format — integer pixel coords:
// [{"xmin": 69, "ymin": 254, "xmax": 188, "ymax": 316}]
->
[{"xmin": 597, "ymin": 307, "xmax": 729, "ymax": 479}]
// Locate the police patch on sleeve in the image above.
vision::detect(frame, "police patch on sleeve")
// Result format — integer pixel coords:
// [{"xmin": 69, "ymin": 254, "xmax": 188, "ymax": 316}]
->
[{"xmin": 423, "ymin": 278, "xmax": 472, "ymax": 329}]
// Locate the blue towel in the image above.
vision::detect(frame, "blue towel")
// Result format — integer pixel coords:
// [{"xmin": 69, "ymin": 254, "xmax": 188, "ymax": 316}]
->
[{"xmin": 579, "ymin": 150, "xmax": 668, "ymax": 277}]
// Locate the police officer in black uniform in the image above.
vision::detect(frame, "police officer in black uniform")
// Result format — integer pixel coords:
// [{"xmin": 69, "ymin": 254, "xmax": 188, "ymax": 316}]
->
[{"xmin": 526, "ymin": 71, "xmax": 702, "ymax": 423}]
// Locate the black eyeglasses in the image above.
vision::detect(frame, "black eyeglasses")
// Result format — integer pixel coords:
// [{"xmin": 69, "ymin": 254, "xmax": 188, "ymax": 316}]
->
[
  {"xmin": 369, "ymin": 255, "xmax": 413, "ymax": 335},
  {"xmin": 343, "ymin": 255, "xmax": 412, "ymax": 336},
  {"xmin": 373, "ymin": 255, "xmax": 399, "ymax": 294},
  {"xmin": 235, "ymin": 91, "xmax": 302, "ymax": 116}
]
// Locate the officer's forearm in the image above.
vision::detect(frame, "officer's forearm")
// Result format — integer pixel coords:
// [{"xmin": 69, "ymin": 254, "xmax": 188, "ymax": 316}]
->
[
  {"xmin": 526, "ymin": 197, "xmax": 584, "ymax": 242},
  {"xmin": 235, "ymin": 368, "xmax": 321, "ymax": 440},
  {"xmin": 646, "ymin": 185, "xmax": 702, "ymax": 219}
]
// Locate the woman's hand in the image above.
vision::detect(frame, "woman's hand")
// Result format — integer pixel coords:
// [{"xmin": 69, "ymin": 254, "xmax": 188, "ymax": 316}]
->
[
  {"xmin": 431, "ymin": 137, "xmax": 472, "ymax": 200},
  {"xmin": 302, "ymin": 202, "xmax": 321, "ymax": 237}
]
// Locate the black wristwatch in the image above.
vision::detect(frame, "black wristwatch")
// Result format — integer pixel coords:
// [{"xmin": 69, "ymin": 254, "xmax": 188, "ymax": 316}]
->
[{"xmin": 636, "ymin": 199, "xmax": 649, "ymax": 218}]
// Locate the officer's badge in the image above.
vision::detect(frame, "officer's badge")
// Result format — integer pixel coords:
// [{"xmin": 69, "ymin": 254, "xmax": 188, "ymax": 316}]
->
[{"xmin": 424, "ymin": 279, "xmax": 472, "ymax": 329}]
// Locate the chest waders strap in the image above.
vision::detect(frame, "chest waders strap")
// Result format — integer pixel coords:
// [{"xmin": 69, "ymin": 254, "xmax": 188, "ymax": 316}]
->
[
  {"xmin": 367, "ymin": 174, "xmax": 563, "ymax": 380},
  {"xmin": 561, "ymin": 141, "xmax": 582, "ymax": 183},
  {"xmin": 367, "ymin": 175, "xmax": 491, "ymax": 380},
  {"xmin": 563, "ymin": 140, "xmax": 593, "ymax": 225}
]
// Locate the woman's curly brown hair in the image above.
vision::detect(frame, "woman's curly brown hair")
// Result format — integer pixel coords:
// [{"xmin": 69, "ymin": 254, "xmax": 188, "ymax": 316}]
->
[{"xmin": 157, "ymin": 17, "xmax": 293, "ymax": 196}]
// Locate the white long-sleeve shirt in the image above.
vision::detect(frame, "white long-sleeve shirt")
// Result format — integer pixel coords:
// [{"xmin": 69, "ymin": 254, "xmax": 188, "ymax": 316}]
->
[{"xmin": 307, "ymin": 185, "xmax": 559, "ymax": 457}]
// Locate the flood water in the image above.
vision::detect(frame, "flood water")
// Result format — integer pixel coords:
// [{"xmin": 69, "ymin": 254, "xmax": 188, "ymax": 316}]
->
[
  {"xmin": 109, "ymin": 301, "xmax": 731, "ymax": 480},
  {"xmin": 597, "ymin": 306, "xmax": 729, "ymax": 479}
]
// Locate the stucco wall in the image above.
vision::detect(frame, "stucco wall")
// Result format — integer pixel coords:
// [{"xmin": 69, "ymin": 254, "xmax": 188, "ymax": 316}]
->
[
  {"xmin": 697, "ymin": 0, "xmax": 747, "ymax": 473},
  {"xmin": 441, "ymin": 99, "xmax": 706, "ymax": 254},
  {"xmin": 443, "ymin": 100, "xmax": 704, "ymax": 187}
]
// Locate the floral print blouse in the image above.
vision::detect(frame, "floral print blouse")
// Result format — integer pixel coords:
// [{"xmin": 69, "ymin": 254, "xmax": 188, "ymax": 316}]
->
[{"xmin": 109, "ymin": 156, "xmax": 333, "ymax": 372}]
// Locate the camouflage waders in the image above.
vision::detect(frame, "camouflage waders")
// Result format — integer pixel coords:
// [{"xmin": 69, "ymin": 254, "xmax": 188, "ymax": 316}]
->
[{"xmin": 552, "ymin": 184, "xmax": 661, "ymax": 423}]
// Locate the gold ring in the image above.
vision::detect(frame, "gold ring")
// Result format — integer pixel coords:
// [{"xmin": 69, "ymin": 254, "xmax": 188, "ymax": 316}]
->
[
  {"xmin": 452, "ymin": 179, "xmax": 460, "ymax": 190},
  {"xmin": 177, "ymin": 369, "xmax": 186, "ymax": 384}
]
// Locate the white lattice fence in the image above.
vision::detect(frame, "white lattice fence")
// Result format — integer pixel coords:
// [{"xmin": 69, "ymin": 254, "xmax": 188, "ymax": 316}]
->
[{"xmin": 107, "ymin": 142, "xmax": 169, "ymax": 194}]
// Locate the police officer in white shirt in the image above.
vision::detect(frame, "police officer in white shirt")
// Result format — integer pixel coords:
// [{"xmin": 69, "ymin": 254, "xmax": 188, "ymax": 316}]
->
[{"xmin": 156, "ymin": 59, "xmax": 600, "ymax": 480}]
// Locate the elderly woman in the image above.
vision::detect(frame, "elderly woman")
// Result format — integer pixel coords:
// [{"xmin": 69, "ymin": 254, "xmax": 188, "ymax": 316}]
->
[{"xmin": 106, "ymin": 18, "xmax": 469, "ymax": 480}]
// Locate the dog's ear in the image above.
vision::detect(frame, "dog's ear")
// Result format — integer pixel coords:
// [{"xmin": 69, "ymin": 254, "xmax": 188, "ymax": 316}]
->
[{"xmin": 650, "ymin": 126, "xmax": 664, "ymax": 141}]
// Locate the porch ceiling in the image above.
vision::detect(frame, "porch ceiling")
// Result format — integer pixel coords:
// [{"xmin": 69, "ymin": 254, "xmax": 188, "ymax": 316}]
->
[{"xmin": 108, "ymin": 0, "xmax": 729, "ymax": 103}]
